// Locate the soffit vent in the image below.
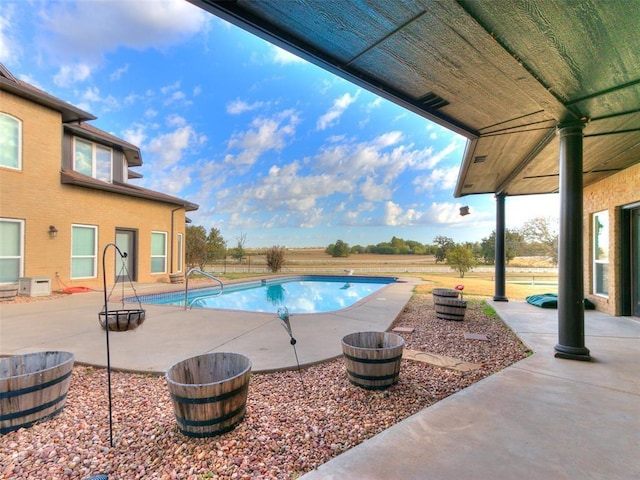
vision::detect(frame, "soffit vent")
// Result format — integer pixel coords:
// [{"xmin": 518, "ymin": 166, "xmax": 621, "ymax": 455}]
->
[
  {"xmin": 463, "ymin": 183, "xmax": 474, "ymax": 188},
  {"xmin": 473, "ymin": 155, "xmax": 487, "ymax": 164},
  {"xmin": 418, "ymin": 92, "xmax": 449, "ymax": 110}
]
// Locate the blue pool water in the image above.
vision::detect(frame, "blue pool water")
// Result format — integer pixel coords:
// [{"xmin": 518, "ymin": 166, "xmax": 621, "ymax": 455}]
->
[{"xmin": 133, "ymin": 275, "xmax": 396, "ymax": 314}]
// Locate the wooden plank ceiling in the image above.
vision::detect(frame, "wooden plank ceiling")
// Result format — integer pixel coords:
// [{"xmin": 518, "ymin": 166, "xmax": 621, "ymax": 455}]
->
[{"xmin": 189, "ymin": 0, "xmax": 640, "ymax": 198}]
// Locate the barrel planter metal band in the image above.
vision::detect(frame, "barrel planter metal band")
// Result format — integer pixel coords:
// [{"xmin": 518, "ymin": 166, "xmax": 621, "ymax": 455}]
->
[
  {"xmin": 0, "ymin": 351, "xmax": 74, "ymax": 435},
  {"xmin": 342, "ymin": 332, "xmax": 405, "ymax": 390},
  {"xmin": 166, "ymin": 352, "xmax": 252, "ymax": 438}
]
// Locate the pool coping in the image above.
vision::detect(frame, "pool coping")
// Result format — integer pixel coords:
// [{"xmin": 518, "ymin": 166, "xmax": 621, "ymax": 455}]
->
[{"xmin": 0, "ymin": 276, "xmax": 421, "ymax": 374}]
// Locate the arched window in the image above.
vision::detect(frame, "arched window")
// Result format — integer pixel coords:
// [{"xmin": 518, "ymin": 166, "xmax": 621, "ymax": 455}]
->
[{"xmin": 0, "ymin": 113, "xmax": 22, "ymax": 170}]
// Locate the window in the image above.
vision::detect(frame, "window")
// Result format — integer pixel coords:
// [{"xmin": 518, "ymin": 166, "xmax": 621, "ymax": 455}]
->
[
  {"xmin": 151, "ymin": 232, "xmax": 167, "ymax": 274},
  {"xmin": 71, "ymin": 225, "xmax": 97, "ymax": 279},
  {"xmin": 73, "ymin": 137, "xmax": 112, "ymax": 182},
  {"xmin": 0, "ymin": 219, "xmax": 24, "ymax": 283},
  {"xmin": 0, "ymin": 113, "xmax": 22, "ymax": 170},
  {"xmin": 177, "ymin": 233, "xmax": 183, "ymax": 273},
  {"xmin": 593, "ymin": 211, "xmax": 609, "ymax": 296}
]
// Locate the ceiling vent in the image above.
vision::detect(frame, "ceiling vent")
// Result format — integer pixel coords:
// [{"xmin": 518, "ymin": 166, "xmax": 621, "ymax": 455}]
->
[
  {"xmin": 473, "ymin": 155, "xmax": 487, "ymax": 164},
  {"xmin": 418, "ymin": 92, "xmax": 449, "ymax": 110}
]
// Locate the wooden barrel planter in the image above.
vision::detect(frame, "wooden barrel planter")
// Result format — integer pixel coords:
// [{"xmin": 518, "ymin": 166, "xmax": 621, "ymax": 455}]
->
[
  {"xmin": 166, "ymin": 352, "xmax": 252, "ymax": 438},
  {"xmin": 98, "ymin": 309, "xmax": 145, "ymax": 331},
  {"xmin": 341, "ymin": 331, "xmax": 404, "ymax": 390},
  {"xmin": 0, "ymin": 351, "xmax": 74, "ymax": 435},
  {"xmin": 0, "ymin": 283, "xmax": 18, "ymax": 301},
  {"xmin": 432, "ymin": 288, "xmax": 460, "ymax": 300},
  {"xmin": 434, "ymin": 297, "xmax": 468, "ymax": 321}
]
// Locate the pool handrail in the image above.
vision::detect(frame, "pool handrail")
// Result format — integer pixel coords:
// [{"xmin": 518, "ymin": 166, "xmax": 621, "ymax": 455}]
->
[{"xmin": 184, "ymin": 268, "xmax": 224, "ymax": 310}]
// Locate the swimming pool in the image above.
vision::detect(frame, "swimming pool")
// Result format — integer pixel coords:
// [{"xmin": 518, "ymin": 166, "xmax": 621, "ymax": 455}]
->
[{"xmin": 133, "ymin": 275, "xmax": 396, "ymax": 314}]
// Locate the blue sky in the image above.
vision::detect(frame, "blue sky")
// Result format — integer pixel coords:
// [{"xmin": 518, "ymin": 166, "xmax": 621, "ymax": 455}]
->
[{"xmin": 0, "ymin": 0, "xmax": 559, "ymax": 248}]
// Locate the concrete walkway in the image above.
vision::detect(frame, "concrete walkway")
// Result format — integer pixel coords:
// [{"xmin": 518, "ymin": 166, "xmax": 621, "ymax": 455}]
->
[
  {"xmin": 300, "ymin": 301, "xmax": 640, "ymax": 480},
  {"xmin": 0, "ymin": 277, "xmax": 418, "ymax": 373}
]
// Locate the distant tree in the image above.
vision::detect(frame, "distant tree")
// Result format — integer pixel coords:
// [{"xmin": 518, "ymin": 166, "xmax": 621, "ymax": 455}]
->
[
  {"xmin": 433, "ymin": 235, "xmax": 455, "ymax": 263},
  {"xmin": 519, "ymin": 217, "xmax": 558, "ymax": 265},
  {"xmin": 350, "ymin": 245, "xmax": 366, "ymax": 254},
  {"xmin": 231, "ymin": 232, "xmax": 247, "ymax": 263},
  {"xmin": 206, "ymin": 227, "xmax": 227, "ymax": 263},
  {"xmin": 325, "ymin": 239, "xmax": 350, "ymax": 257},
  {"xmin": 185, "ymin": 225, "xmax": 208, "ymax": 269},
  {"xmin": 265, "ymin": 245, "xmax": 287, "ymax": 272},
  {"xmin": 406, "ymin": 240, "xmax": 426, "ymax": 255},
  {"xmin": 447, "ymin": 244, "xmax": 476, "ymax": 278},
  {"xmin": 480, "ymin": 229, "xmax": 524, "ymax": 264}
]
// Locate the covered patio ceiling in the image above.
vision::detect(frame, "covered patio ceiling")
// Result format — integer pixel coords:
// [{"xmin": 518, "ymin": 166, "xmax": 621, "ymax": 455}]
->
[{"xmin": 189, "ymin": 0, "xmax": 640, "ymax": 198}]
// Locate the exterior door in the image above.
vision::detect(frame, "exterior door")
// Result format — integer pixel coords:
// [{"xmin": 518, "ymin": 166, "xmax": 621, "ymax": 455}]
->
[
  {"xmin": 633, "ymin": 208, "xmax": 640, "ymax": 317},
  {"xmin": 115, "ymin": 229, "xmax": 137, "ymax": 283}
]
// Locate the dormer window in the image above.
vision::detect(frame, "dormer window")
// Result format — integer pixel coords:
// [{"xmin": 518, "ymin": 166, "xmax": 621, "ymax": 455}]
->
[{"xmin": 73, "ymin": 137, "xmax": 112, "ymax": 182}]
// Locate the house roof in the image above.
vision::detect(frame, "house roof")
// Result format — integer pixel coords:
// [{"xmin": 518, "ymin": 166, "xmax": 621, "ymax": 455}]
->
[
  {"xmin": 61, "ymin": 169, "xmax": 199, "ymax": 211},
  {"xmin": 189, "ymin": 0, "xmax": 640, "ymax": 198},
  {"xmin": 0, "ymin": 63, "xmax": 96, "ymax": 124}
]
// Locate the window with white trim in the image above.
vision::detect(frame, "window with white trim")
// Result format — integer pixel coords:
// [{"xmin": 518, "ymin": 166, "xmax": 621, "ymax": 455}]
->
[
  {"xmin": 71, "ymin": 225, "xmax": 97, "ymax": 279},
  {"xmin": 0, "ymin": 219, "xmax": 24, "ymax": 283},
  {"xmin": 177, "ymin": 233, "xmax": 183, "ymax": 273},
  {"xmin": 151, "ymin": 231, "xmax": 167, "ymax": 274},
  {"xmin": 73, "ymin": 137, "xmax": 112, "ymax": 182},
  {"xmin": 593, "ymin": 210, "xmax": 609, "ymax": 296},
  {"xmin": 0, "ymin": 113, "xmax": 22, "ymax": 170}
]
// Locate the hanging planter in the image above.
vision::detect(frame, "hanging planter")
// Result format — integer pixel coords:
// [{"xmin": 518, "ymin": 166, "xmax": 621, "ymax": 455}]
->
[
  {"xmin": 98, "ymin": 308, "xmax": 145, "ymax": 331},
  {"xmin": 98, "ymin": 245, "xmax": 146, "ymax": 332}
]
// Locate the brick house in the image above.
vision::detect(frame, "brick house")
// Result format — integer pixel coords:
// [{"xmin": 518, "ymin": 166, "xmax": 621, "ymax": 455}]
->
[
  {"xmin": 0, "ymin": 64, "xmax": 198, "ymax": 291},
  {"xmin": 583, "ymin": 163, "xmax": 640, "ymax": 317}
]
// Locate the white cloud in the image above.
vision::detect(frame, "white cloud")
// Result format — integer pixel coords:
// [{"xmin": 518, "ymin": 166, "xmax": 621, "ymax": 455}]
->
[
  {"xmin": 360, "ymin": 176, "xmax": 393, "ymax": 202},
  {"xmin": 147, "ymin": 125, "xmax": 198, "ymax": 169},
  {"xmin": 224, "ymin": 109, "xmax": 299, "ymax": 171},
  {"xmin": 413, "ymin": 166, "xmax": 460, "ymax": 193},
  {"xmin": 166, "ymin": 114, "xmax": 186, "ymax": 127},
  {"xmin": 39, "ymin": 0, "xmax": 207, "ymax": 62},
  {"xmin": 425, "ymin": 201, "xmax": 468, "ymax": 225},
  {"xmin": 109, "ymin": 64, "xmax": 129, "ymax": 81},
  {"xmin": 122, "ymin": 124, "xmax": 147, "ymax": 147},
  {"xmin": 383, "ymin": 201, "xmax": 420, "ymax": 226},
  {"xmin": 0, "ymin": 4, "xmax": 19, "ymax": 64},
  {"xmin": 317, "ymin": 91, "xmax": 359, "ymax": 130},
  {"xmin": 53, "ymin": 63, "xmax": 91, "ymax": 87},
  {"xmin": 270, "ymin": 45, "xmax": 306, "ymax": 65},
  {"xmin": 226, "ymin": 99, "xmax": 267, "ymax": 115}
]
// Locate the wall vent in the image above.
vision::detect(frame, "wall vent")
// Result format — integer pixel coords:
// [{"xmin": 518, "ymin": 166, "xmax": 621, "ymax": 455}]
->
[
  {"xmin": 473, "ymin": 155, "xmax": 487, "ymax": 163},
  {"xmin": 418, "ymin": 92, "xmax": 449, "ymax": 110}
]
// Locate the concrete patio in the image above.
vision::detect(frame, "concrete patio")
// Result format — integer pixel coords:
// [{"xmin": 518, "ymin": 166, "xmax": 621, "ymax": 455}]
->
[
  {"xmin": 1, "ymin": 281, "xmax": 638, "ymax": 479},
  {"xmin": 300, "ymin": 300, "xmax": 640, "ymax": 480}
]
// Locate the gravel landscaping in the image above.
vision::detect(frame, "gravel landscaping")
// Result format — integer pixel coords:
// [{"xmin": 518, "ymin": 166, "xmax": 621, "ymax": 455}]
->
[{"xmin": 1, "ymin": 293, "xmax": 529, "ymax": 479}]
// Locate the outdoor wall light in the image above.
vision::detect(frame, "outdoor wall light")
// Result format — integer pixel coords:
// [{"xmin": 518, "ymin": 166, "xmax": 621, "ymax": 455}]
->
[
  {"xmin": 459, "ymin": 206, "xmax": 470, "ymax": 216},
  {"xmin": 48, "ymin": 225, "xmax": 58, "ymax": 238}
]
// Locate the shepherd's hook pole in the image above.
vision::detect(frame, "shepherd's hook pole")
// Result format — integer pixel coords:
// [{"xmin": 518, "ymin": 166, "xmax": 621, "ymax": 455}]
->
[{"xmin": 102, "ymin": 242, "xmax": 127, "ymax": 448}]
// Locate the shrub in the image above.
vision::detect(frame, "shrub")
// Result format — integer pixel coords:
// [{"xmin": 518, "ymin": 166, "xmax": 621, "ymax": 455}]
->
[{"xmin": 266, "ymin": 245, "xmax": 287, "ymax": 272}]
